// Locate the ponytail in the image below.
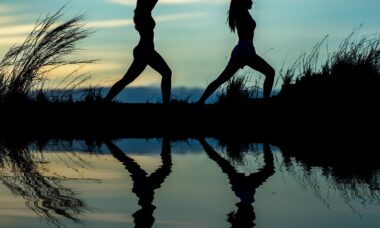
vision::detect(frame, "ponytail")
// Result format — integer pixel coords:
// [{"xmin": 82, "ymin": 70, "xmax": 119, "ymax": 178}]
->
[{"xmin": 227, "ymin": 0, "xmax": 236, "ymax": 32}]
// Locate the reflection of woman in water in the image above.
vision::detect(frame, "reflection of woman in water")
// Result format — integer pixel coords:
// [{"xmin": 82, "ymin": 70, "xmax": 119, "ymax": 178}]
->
[
  {"xmin": 105, "ymin": 0, "xmax": 172, "ymax": 103},
  {"xmin": 198, "ymin": 0, "xmax": 275, "ymax": 103},
  {"xmin": 198, "ymin": 139, "xmax": 274, "ymax": 227},
  {"xmin": 104, "ymin": 138, "xmax": 172, "ymax": 227}
]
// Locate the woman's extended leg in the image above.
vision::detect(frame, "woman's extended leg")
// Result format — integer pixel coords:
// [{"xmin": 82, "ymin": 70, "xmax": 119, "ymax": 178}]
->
[
  {"xmin": 148, "ymin": 51, "xmax": 172, "ymax": 104},
  {"xmin": 104, "ymin": 59, "xmax": 147, "ymax": 102},
  {"xmin": 247, "ymin": 55, "xmax": 275, "ymax": 98},
  {"xmin": 198, "ymin": 61, "xmax": 240, "ymax": 104}
]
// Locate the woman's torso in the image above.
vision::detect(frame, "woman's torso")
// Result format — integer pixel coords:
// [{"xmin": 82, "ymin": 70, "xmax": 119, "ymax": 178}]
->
[
  {"xmin": 230, "ymin": 12, "xmax": 257, "ymax": 67},
  {"xmin": 236, "ymin": 11, "xmax": 256, "ymax": 42},
  {"xmin": 134, "ymin": 10, "xmax": 156, "ymax": 49},
  {"xmin": 133, "ymin": 0, "xmax": 157, "ymax": 49}
]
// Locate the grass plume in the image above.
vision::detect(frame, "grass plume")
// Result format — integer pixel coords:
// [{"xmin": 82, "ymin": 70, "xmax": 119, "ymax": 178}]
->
[{"xmin": 0, "ymin": 7, "xmax": 95, "ymax": 103}]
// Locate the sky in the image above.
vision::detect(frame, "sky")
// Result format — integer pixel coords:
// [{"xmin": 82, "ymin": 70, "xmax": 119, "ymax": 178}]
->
[{"xmin": 0, "ymin": 0, "xmax": 379, "ymax": 91}]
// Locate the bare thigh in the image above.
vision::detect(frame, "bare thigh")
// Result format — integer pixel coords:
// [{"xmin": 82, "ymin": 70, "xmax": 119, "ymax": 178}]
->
[
  {"xmin": 217, "ymin": 60, "xmax": 241, "ymax": 82},
  {"xmin": 119, "ymin": 58, "xmax": 148, "ymax": 83},
  {"xmin": 148, "ymin": 51, "xmax": 171, "ymax": 76},
  {"xmin": 246, "ymin": 54, "xmax": 274, "ymax": 76}
]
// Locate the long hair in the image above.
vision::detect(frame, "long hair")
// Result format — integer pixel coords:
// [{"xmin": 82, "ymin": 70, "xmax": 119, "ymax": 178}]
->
[{"xmin": 227, "ymin": 0, "xmax": 243, "ymax": 32}]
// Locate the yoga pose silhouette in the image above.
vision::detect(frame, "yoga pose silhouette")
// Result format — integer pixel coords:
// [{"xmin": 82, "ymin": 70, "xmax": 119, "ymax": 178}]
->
[
  {"xmin": 198, "ymin": 139, "xmax": 274, "ymax": 227},
  {"xmin": 198, "ymin": 0, "xmax": 275, "ymax": 103},
  {"xmin": 105, "ymin": 0, "xmax": 172, "ymax": 103}
]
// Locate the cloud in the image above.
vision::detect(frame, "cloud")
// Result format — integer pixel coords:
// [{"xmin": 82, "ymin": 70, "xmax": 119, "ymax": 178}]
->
[
  {"xmin": 100, "ymin": 70, "xmax": 162, "ymax": 87},
  {"xmin": 107, "ymin": 0, "xmax": 224, "ymax": 6},
  {"xmin": 155, "ymin": 12, "xmax": 209, "ymax": 22},
  {"xmin": 0, "ymin": 24, "xmax": 35, "ymax": 36},
  {"xmin": 0, "ymin": 24, "xmax": 37, "ymax": 45},
  {"xmin": 0, "ymin": 11, "xmax": 208, "ymax": 46},
  {"xmin": 87, "ymin": 19, "xmax": 134, "ymax": 28},
  {"xmin": 0, "ymin": 36, "xmax": 28, "ymax": 45},
  {"xmin": 108, "ymin": 0, "xmax": 201, "ymax": 6},
  {"xmin": 86, "ymin": 12, "xmax": 208, "ymax": 29},
  {"xmin": 0, "ymin": 4, "xmax": 14, "ymax": 14},
  {"xmin": 0, "ymin": 15, "xmax": 20, "ymax": 25},
  {"xmin": 44, "ymin": 62, "xmax": 124, "ymax": 79}
]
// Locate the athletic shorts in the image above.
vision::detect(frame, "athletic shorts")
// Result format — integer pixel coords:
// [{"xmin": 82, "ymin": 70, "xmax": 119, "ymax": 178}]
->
[{"xmin": 230, "ymin": 40, "xmax": 258, "ymax": 69}]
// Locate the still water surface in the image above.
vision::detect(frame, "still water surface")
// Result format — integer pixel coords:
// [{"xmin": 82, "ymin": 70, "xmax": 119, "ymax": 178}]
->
[{"xmin": 0, "ymin": 139, "xmax": 379, "ymax": 227}]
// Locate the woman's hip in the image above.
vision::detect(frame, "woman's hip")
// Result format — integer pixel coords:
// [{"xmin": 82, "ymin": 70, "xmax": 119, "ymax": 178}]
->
[{"xmin": 230, "ymin": 43, "xmax": 258, "ymax": 67}]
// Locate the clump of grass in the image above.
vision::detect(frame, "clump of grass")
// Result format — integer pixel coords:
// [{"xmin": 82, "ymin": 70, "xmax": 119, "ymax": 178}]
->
[
  {"xmin": 217, "ymin": 74, "xmax": 259, "ymax": 104},
  {"xmin": 279, "ymin": 30, "xmax": 380, "ymax": 101},
  {"xmin": 0, "ymin": 7, "xmax": 94, "ymax": 103},
  {"xmin": 170, "ymin": 95, "xmax": 193, "ymax": 104},
  {"xmin": 80, "ymin": 86, "xmax": 104, "ymax": 103}
]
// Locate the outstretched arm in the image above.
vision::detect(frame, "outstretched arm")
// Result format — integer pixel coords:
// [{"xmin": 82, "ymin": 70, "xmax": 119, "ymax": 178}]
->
[{"xmin": 136, "ymin": 0, "xmax": 159, "ymax": 11}]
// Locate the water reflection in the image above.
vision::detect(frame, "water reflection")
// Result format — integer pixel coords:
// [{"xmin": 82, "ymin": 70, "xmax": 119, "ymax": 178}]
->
[
  {"xmin": 198, "ymin": 139, "xmax": 275, "ymax": 227},
  {"xmin": 0, "ymin": 140, "xmax": 88, "ymax": 226},
  {"xmin": 0, "ymin": 138, "xmax": 379, "ymax": 227},
  {"xmin": 104, "ymin": 138, "xmax": 172, "ymax": 227},
  {"xmin": 278, "ymin": 142, "xmax": 380, "ymax": 209}
]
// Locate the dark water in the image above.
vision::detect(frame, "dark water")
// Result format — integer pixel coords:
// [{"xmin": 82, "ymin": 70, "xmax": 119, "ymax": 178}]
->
[{"xmin": 0, "ymin": 139, "xmax": 379, "ymax": 228}]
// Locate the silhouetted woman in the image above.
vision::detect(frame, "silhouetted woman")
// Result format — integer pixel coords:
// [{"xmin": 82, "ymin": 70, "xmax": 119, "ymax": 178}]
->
[
  {"xmin": 198, "ymin": 0, "xmax": 275, "ymax": 103},
  {"xmin": 105, "ymin": 0, "xmax": 172, "ymax": 103}
]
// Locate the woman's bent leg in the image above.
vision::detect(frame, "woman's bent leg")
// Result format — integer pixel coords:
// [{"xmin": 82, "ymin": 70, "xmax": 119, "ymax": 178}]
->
[
  {"xmin": 247, "ymin": 55, "xmax": 275, "ymax": 98},
  {"xmin": 198, "ymin": 62, "xmax": 240, "ymax": 104},
  {"xmin": 105, "ymin": 59, "xmax": 147, "ymax": 102},
  {"xmin": 148, "ymin": 51, "xmax": 172, "ymax": 104}
]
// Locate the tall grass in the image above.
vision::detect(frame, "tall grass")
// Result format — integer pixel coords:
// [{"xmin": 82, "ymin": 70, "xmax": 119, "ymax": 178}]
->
[
  {"xmin": 80, "ymin": 86, "xmax": 104, "ymax": 103},
  {"xmin": 217, "ymin": 74, "xmax": 260, "ymax": 104},
  {"xmin": 279, "ymin": 31, "xmax": 380, "ymax": 100},
  {"xmin": 0, "ymin": 7, "xmax": 94, "ymax": 103}
]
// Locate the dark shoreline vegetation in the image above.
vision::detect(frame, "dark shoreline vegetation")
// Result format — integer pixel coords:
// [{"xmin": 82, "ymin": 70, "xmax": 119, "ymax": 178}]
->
[{"xmin": 0, "ymin": 10, "xmax": 379, "ymax": 140}]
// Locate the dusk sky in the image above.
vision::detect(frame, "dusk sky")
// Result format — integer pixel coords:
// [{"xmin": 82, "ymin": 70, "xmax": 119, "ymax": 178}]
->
[{"xmin": 0, "ymin": 0, "xmax": 378, "ymax": 89}]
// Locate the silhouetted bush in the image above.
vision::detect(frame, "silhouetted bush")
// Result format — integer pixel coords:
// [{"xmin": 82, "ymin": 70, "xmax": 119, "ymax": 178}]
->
[{"xmin": 279, "ymin": 31, "xmax": 380, "ymax": 101}]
